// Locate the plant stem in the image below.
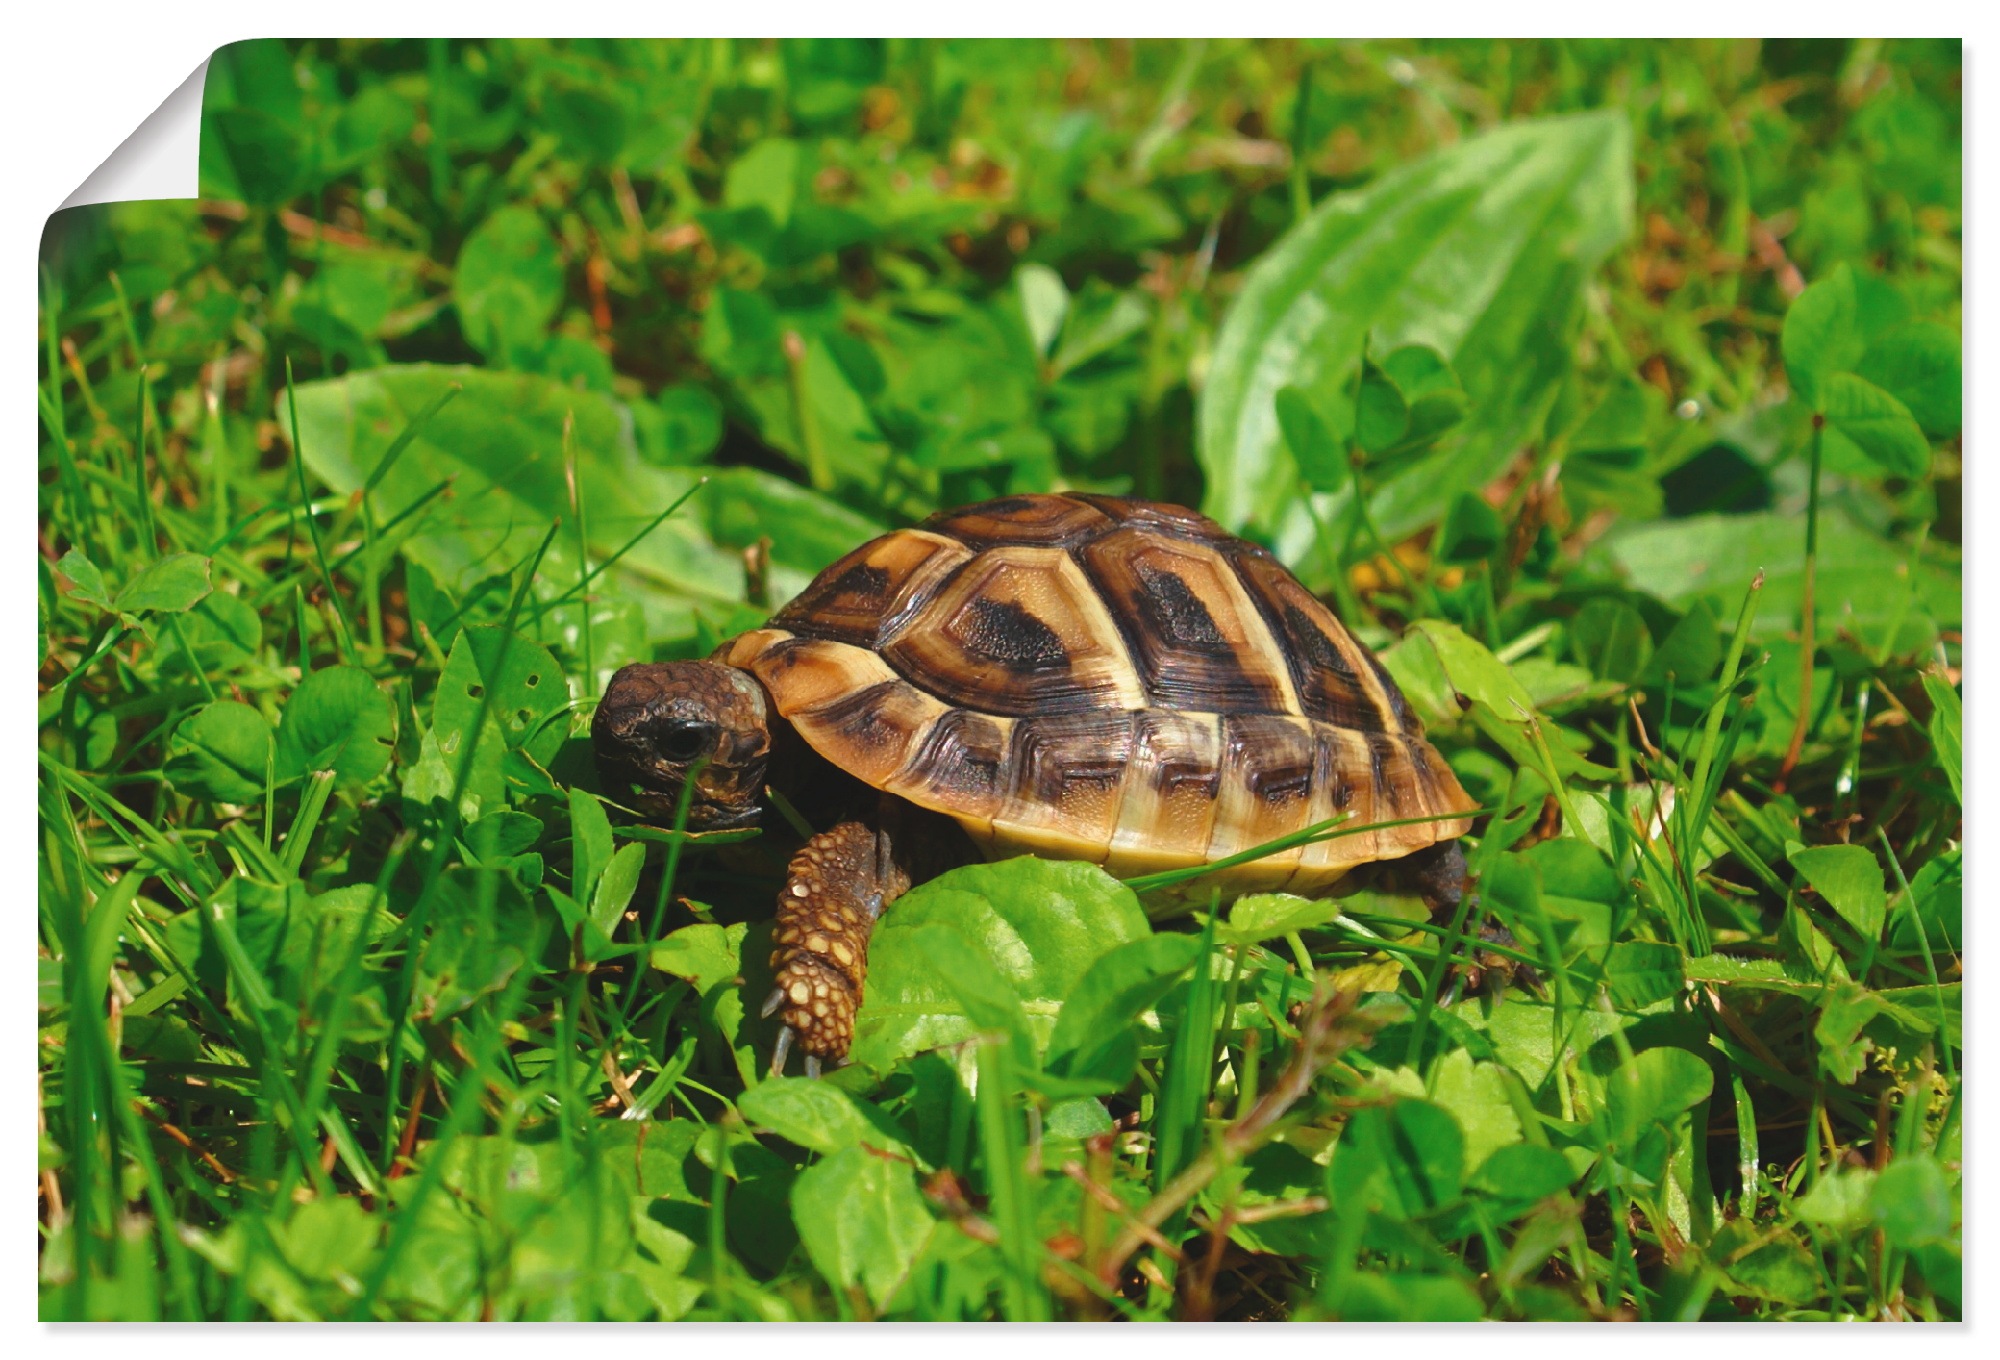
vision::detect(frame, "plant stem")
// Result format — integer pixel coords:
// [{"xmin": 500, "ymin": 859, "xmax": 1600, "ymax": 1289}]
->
[{"xmin": 1779, "ymin": 413, "xmax": 1824, "ymax": 786}]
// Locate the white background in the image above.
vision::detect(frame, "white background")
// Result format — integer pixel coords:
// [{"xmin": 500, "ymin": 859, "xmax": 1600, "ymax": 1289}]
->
[{"xmin": 8, "ymin": 2, "xmax": 1988, "ymax": 1352}]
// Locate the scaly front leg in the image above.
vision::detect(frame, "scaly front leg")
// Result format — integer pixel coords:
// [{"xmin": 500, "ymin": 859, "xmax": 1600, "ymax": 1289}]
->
[{"xmin": 763, "ymin": 819, "xmax": 910, "ymax": 1076}]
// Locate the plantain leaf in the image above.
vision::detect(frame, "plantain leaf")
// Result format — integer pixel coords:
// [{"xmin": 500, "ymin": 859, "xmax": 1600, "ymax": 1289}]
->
[{"xmin": 1199, "ymin": 111, "xmax": 1631, "ymax": 555}]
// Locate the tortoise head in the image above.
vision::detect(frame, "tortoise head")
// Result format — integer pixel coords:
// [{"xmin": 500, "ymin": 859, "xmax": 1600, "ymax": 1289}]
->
[{"xmin": 592, "ymin": 662, "xmax": 771, "ymax": 829}]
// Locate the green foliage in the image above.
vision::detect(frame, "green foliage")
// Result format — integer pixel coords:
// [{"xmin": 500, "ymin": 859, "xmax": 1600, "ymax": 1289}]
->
[{"xmin": 38, "ymin": 38, "xmax": 1960, "ymax": 1323}]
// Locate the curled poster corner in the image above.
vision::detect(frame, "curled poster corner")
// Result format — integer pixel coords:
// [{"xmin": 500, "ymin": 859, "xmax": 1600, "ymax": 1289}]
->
[{"xmin": 59, "ymin": 59, "xmax": 209, "ymax": 209}]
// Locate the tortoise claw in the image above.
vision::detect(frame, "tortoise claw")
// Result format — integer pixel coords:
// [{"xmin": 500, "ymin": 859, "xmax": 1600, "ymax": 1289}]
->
[
  {"xmin": 804, "ymin": 1055, "xmax": 823, "ymax": 1080},
  {"xmin": 769, "ymin": 1026, "xmax": 794, "ymax": 1078},
  {"xmin": 760, "ymin": 987, "xmax": 786, "ymax": 1019}
]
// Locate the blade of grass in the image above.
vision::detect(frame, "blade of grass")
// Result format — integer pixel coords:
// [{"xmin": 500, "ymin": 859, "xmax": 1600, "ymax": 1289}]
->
[
  {"xmin": 976, "ymin": 1032, "xmax": 1050, "ymax": 1321},
  {"xmin": 377, "ymin": 519, "xmax": 561, "ymax": 1164},
  {"xmin": 283, "ymin": 357, "xmax": 357, "ymax": 664}
]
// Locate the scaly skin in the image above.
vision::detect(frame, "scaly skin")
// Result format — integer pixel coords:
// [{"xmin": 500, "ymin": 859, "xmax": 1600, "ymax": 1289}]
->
[{"xmin": 765, "ymin": 820, "xmax": 911, "ymax": 1069}]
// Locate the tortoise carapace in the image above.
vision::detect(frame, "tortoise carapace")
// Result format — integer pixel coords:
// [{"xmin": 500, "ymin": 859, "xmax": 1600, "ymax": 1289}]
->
[{"xmin": 592, "ymin": 493, "xmax": 1478, "ymax": 1072}]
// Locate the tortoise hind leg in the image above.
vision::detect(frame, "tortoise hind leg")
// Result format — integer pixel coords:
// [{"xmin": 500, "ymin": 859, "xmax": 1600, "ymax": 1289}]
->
[
  {"xmin": 765, "ymin": 820, "xmax": 909, "ymax": 1074},
  {"xmin": 1390, "ymin": 840, "xmax": 1540, "ymax": 997}
]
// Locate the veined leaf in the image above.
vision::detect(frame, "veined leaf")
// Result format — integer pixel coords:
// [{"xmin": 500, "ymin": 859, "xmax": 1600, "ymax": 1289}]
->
[{"xmin": 1199, "ymin": 111, "xmax": 1632, "ymax": 555}]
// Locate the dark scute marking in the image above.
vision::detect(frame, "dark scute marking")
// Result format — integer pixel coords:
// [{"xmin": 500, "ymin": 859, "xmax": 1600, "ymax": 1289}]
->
[
  {"xmin": 1313, "ymin": 728, "xmax": 1358, "ymax": 810},
  {"xmin": 757, "ymin": 636, "xmax": 815, "ymax": 674},
  {"xmin": 1134, "ymin": 712, "xmax": 1221, "ymax": 802},
  {"xmin": 1285, "ymin": 603, "xmax": 1356, "ymax": 679},
  {"xmin": 1361, "ymin": 643, "xmax": 1415, "ymax": 728},
  {"xmin": 1136, "ymin": 562, "xmax": 1226, "ymax": 649},
  {"xmin": 1226, "ymin": 715, "xmax": 1315, "ymax": 807},
  {"xmin": 1367, "ymin": 736, "xmax": 1403, "ymax": 813},
  {"xmin": 1281, "ymin": 602, "xmax": 1387, "ymax": 732},
  {"xmin": 827, "ymin": 561, "xmax": 891, "ymax": 599},
  {"xmin": 811, "ymin": 681, "xmax": 914, "ymax": 756},
  {"xmin": 1069, "ymin": 494, "xmax": 1228, "ymax": 541},
  {"xmin": 909, "ymin": 708, "xmax": 1006, "ymax": 804},
  {"xmin": 962, "ymin": 596, "xmax": 1070, "ymax": 672},
  {"xmin": 1015, "ymin": 713, "xmax": 1132, "ymax": 800}
]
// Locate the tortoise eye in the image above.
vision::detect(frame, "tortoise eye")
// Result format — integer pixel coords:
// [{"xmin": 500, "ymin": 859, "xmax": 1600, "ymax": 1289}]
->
[{"xmin": 656, "ymin": 722, "xmax": 717, "ymax": 763}]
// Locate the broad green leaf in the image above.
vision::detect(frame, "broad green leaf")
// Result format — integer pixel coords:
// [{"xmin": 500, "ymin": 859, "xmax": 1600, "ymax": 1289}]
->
[
  {"xmin": 590, "ymin": 841, "xmax": 646, "ymax": 934},
  {"xmin": 1601, "ymin": 1046, "xmax": 1712, "ymax": 1146},
  {"xmin": 1274, "ymin": 385, "xmax": 1345, "ymax": 493},
  {"xmin": 1330, "ymin": 1097, "xmax": 1464, "ymax": 1220},
  {"xmin": 568, "ymin": 786, "xmax": 615, "ymax": 902},
  {"xmin": 158, "ymin": 590, "xmax": 262, "ymax": 676},
  {"xmin": 849, "ymin": 858, "xmax": 1151, "ymax": 1071},
  {"xmin": 56, "ymin": 549, "xmax": 112, "ymax": 611},
  {"xmin": 433, "ymin": 625, "xmax": 570, "ymax": 771},
  {"xmin": 1813, "ymin": 980, "xmax": 1885, "ymax": 1084},
  {"xmin": 1789, "ymin": 844, "xmax": 1886, "ymax": 943},
  {"xmin": 1469, "ymin": 1142, "xmax": 1576, "ymax": 1202},
  {"xmin": 1714, "ymin": 1222, "xmax": 1822, "ymax": 1303},
  {"xmin": 1354, "ymin": 356, "xmax": 1410, "ymax": 454},
  {"xmin": 1200, "ymin": 110, "xmax": 1632, "ymax": 551},
  {"xmin": 1795, "ymin": 1167, "xmax": 1877, "ymax": 1231},
  {"xmin": 1604, "ymin": 941, "xmax": 1685, "ymax": 1010},
  {"xmin": 289, "ymin": 365, "xmax": 878, "ymax": 649},
  {"xmin": 1043, "ymin": 934, "xmax": 1199, "ymax": 1090},
  {"xmin": 739, "ymin": 1078, "xmax": 907, "ymax": 1157},
  {"xmin": 454, "ymin": 206, "xmax": 563, "ymax": 360},
  {"xmin": 204, "ymin": 107, "xmax": 307, "ymax": 206},
  {"xmin": 1597, "ymin": 509, "xmax": 1958, "ymax": 643},
  {"xmin": 276, "ymin": 1197, "xmax": 378, "ymax": 1282},
  {"xmin": 906, "ymin": 921, "xmax": 1037, "ymax": 1064},
  {"xmin": 1222, "ymin": 892, "xmax": 1343, "ymax": 943},
  {"xmin": 1568, "ymin": 596, "xmax": 1652, "ymax": 684},
  {"xmin": 650, "ymin": 922, "xmax": 744, "ymax": 996},
  {"xmin": 1433, "ymin": 491, "xmax": 1503, "ymax": 565},
  {"xmin": 1428, "ymin": 1049, "xmax": 1523, "ymax": 1171},
  {"xmin": 1378, "ymin": 343, "xmax": 1468, "ymax": 453},
  {"xmin": 1922, "ymin": 669, "xmax": 1962, "ymax": 804},
  {"xmin": 790, "ymin": 1145, "xmax": 935, "ymax": 1311},
  {"xmin": 114, "ymin": 553, "xmax": 212, "ymax": 615},
  {"xmin": 1780, "ymin": 264, "xmax": 1861, "ymax": 410},
  {"xmin": 1870, "ymin": 1156, "xmax": 1955, "ymax": 1249},
  {"xmin": 1325, "ymin": 1272, "xmax": 1482, "ymax": 1323},
  {"xmin": 1821, "ymin": 373, "xmax": 1931, "ymax": 479},
  {"xmin": 165, "ymin": 700, "xmax": 274, "ymax": 803},
  {"xmin": 1396, "ymin": 621, "xmax": 1615, "ymax": 781},
  {"xmin": 276, "ymin": 666, "xmax": 395, "ymax": 787},
  {"xmin": 1857, "ymin": 321, "xmax": 1961, "ymax": 439},
  {"xmin": 1015, "ymin": 263, "xmax": 1068, "ymax": 358},
  {"xmin": 723, "ymin": 138, "xmax": 802, "ymax": 227},
  {"xmin": 648, "ymin": 384, "xmax": 725, "ymax": 465},
  {"xmin": 1406, "ymin": 620, "xmax": 1534, "ymax": 716}
]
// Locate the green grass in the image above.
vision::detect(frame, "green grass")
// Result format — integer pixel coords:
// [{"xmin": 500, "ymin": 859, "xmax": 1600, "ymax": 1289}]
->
[{"xmin": 38, "ymin": 38, "xmax": 1960, "ymax": 1320}]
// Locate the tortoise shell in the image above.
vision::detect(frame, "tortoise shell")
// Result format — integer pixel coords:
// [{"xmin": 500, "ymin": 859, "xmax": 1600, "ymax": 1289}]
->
[{"xmin": 717, "ymin": 493, "xmax": 1475, "ymax": 900}]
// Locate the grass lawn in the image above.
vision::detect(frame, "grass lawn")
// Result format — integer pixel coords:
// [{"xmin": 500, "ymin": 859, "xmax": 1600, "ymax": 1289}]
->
[{"xmin": 37, "ymin": 38, "xmax": 1960, "ymax": 1320}]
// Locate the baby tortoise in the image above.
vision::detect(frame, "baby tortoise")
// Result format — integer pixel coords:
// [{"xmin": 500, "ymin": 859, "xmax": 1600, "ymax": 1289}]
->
[{"xmin": 594, "ymin": 493, "xmax": 1479, "ymax": 1073}]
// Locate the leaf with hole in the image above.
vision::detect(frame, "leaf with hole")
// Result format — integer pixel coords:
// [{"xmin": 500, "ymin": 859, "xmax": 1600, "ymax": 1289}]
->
[{"xmin": 433, "ymin": 625, "xmax": 570, "ymax": 773}]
